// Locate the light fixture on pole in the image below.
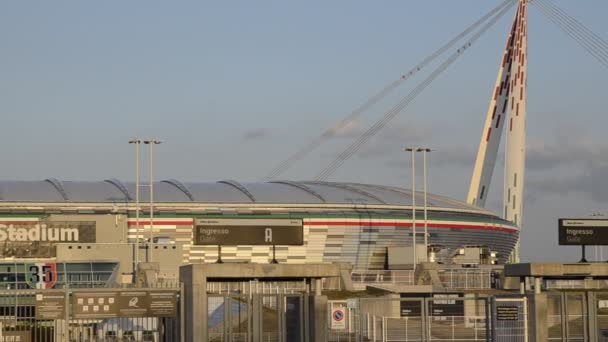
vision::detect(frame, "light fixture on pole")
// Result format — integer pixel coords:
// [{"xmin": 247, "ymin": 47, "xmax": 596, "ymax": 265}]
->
[
  {"xmin": 128, "ymin": 138, "xmax": 142, "ymax": 280},
  {"xmin": 418, "ymin": 147, "xmax": 433, "ymax": 262},
  {"xmin": 144, "ymin": 139, "xmax": 161, "ymax": 263},
  {"xmin": 405, "ymin": 147, "xmax": 417, "ymax": 270}
]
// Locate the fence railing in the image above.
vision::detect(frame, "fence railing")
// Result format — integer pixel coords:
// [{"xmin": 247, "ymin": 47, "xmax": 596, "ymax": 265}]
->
[
  {"xmin": 350, "ymin": 269, "xmax": 495, "ymax": 290},
  {"xmin": 438, "ymin": 270, "xmax": 492, "ymax": 289},
  {"xmin": 351, "ymin": 270, "xmax": 415, "ymax": 290},
  {"xmin": 0, "ymin": 285, "xmax": 183, "ymax": 342}
]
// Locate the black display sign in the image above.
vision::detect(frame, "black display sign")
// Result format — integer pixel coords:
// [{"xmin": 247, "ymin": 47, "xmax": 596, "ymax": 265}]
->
[
  {"xmin": 72, "ymin": 290, "xmax": 177, "ymax": 319},
  {"xmin": 429, "ymin": 294, "xmax": 464, "ymax": 316},
  {"xmin": 559, "ymin": 219, "xmax": 608, "ymax": 245},
  {"xmin": 194, "ymin": 219, "xmax": 303, "ymax": 246},
  {"xmin": 496, "ymin": 306, "xmax": 520, "ymax": 321},
  {"xmin": 399, "ymin": 300, "xmax": 422, "ymax": 317}
]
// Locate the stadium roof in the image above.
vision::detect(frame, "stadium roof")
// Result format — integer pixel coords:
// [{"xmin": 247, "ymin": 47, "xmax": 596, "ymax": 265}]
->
[{"xmin": 0, "ymin": 179, "xmax": 486, "ymax": 212}]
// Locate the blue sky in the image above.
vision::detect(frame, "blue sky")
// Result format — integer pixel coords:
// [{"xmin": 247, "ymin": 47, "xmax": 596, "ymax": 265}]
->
[{"xmin": 1, "ymin": 1, "xmax": 607, "ymax": 261}]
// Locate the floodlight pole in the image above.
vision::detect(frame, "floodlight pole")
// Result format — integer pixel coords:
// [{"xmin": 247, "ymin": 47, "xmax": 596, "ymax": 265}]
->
[
  {"xmin": 128, "ymin": 138, "xmax": 142, "ymax": 281},
  {"xmin": 405, "ymin": 147, "xmax": 417, "ymax": 270},
  {"xmin": 144, "ymin": 139, "xmax": 161, "ymax": 263},
  {"xmin": 419, "ymin": 148, "xmax": 433, "ymax": 263}
]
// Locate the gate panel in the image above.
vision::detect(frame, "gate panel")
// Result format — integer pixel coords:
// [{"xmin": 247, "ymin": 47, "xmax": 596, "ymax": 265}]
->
[
  {"xmin": 428, "ymin": 297, "xmax": 487, "ymax": 341},
  {"xmin": 262, "ymin": 294, "xmax": 281, "ymax": 342},
  {"xmin": 493, "ymin": 297, "xmax": 528, "ymax": 342},
  {"xmin": 547, "ymin": 293, "xmax": 563, "ymax": 341},
  {"xmin": 566, "ymin": 293, "xmax": 587, "ymax": 342},
  {"xmin": 596, "ymin": 293, "xmax": 608, "ymax": 341}
]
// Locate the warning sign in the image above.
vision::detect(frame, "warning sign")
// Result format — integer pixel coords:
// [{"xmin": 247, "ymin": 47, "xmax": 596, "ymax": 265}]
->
[{"xmin": 331, "ymin": 302, "xmax": 347, "ymax": 330}]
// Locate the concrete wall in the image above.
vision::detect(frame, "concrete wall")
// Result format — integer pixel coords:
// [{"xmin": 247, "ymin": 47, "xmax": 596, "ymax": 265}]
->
[{"xmin": 49, "ymin": 214, "xmax": 127, "ymax": 243}]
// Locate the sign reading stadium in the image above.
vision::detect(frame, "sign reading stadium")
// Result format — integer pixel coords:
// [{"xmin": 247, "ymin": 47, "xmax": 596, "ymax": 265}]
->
[
  {"xmin": 0, "ymin": 222, "xmax": 96, "ymax": 243},
  {"xmin": 194, "ymin": 218, "xmax": 303, "ymax": 246},
  {"xmin": 0, "ymin": 221, "xmax": 96, "ymax": 258},
  {"xmin": 559, "ymin": 219, "xmax": 608, "ymax": 245}
]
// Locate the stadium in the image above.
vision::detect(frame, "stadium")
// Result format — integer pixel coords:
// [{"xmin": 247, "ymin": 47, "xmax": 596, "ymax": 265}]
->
[{"xmin": 0, "ymin": 179, "xmax": 518, "ymax": 286}]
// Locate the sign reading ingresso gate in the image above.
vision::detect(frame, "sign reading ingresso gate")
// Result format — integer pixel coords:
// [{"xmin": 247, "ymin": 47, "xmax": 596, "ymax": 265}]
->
[
  {"xmin": 194, "ymin": 218, "xmax": 303, "ymax": 246},
  {"xmin": 558, "ymin": 218, "xmax": 608, "ymax": 245}
]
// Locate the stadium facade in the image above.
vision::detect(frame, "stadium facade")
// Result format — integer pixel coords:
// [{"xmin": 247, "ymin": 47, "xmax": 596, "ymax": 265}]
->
[{"xmin": 0, "ymin": 179, "xmax": 518, "ymax": 285}]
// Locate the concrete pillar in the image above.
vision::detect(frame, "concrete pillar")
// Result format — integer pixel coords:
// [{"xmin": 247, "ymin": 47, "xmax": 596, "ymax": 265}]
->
[
  {"xmin": 587, "ymin": 291, "xmax": 598, "ymax": 342},
  {"xmin": 308, "ymin": 295, "xmax": 328, "ymax": 342},
  {"xmin": 315, "ymin": 278, "xmax": 322, "ymax": 296},
  {"xmin": 179, "ymin": 264, "xmax": 207, "ymax": 342},
  {"xmin": 529, "ymin": 293, "xmax": 548, "ymax": 342},
  {"xmin": 252, "ymin": 295, "xmax": 262, "ymax": 342},
  {"xmin": 520, "ymin": 276, "xmax": 526, "ymax": 294},
  {"xmin": 534, "ymin": 277, "xmax": 542, "ymax": 294}
]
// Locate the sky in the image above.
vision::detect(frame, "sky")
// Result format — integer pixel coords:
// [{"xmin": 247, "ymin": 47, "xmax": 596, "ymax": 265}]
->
[{"xmin": 0, "ymin": 1, "xmax": 607, "ymax": 262}]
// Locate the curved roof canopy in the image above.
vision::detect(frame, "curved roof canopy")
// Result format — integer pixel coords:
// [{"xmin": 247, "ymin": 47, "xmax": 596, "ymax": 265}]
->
[{"xmin": 0, "ymin": 179, "xmax": 484, "ymax": 212}]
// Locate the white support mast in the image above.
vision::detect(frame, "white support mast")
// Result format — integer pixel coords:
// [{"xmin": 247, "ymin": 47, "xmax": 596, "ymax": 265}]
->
[
  {"xmin": 468, "ymin": 0, "xmax": 528, "ymax": 262},
  {"xmin": 504, "ymin": 0, "xmax": 528, "ymax": 262}
]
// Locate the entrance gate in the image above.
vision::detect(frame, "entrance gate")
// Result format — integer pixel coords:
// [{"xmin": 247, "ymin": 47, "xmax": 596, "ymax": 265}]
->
[
  {"xmin": 328, "ymin": 296, "xmax": 530, "ymax": 342},
  {"xmin": 208, "ymin": 293, "xmax": 305, "ymax": 342},
  {"xmin": 492, "ymin": 296, "xmax": 529, "ymax": 341}
]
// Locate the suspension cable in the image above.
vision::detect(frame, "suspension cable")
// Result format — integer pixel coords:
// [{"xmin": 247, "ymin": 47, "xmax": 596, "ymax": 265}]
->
[
  {"xmin": 532, "ymin": 0, "xmax": 608, "ymax": 68},
  {"xmin": 262, "ymin": 0, "xmax": 515, "ymax": 181},
  {"xmin": 536, "ymin": 0, "xmax": 608, "ymax": 51},
  {"xmin": 314, "ymin": 1, "xmax": 516, "ymax": 181}
]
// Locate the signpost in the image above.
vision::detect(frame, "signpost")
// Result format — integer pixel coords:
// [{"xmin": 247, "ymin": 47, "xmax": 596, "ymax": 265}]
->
[
  {"xmin": 194, "ymin": 218, "xmax": 304, "ymax": 263},
  {"xmin": 559, "ymin": 219, "xmax": 608, "ymax": 262}
]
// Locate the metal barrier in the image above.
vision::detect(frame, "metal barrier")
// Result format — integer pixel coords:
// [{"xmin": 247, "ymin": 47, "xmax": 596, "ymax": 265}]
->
[
  {"xmin": 492, "ymin": 296, "xmax": 528, "ymax": 342},
  {"xmin": 207, "ymin": 278, "xmax": 342, "ymax": 295},
  {"xmin": 328, "ymin": 296, "xmax": 507, "ymax": 342},
  {"xmin": 350, "ymin": 270, "xmax": 415, "ymax": 290},
  {"xmin": 0, "ymin": 286, "xmax": 182, "ymax": 342},
  {"xmin": 437, "ymin": 270, "xmax": 492, "ymax": 289},
  {"xmin": 208, "ymin": 293, "xmax": 305, "ymax": 342},
  {"xmin": 350, "ymin": 270, "xmax": 494, "ymax": 291},
  {"xmin": 547, "ymin": 291, "xmax": 588, "ymax": 341}
]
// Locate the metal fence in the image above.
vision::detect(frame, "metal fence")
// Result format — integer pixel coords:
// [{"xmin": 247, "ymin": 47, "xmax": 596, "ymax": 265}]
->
[
  {"xmin": 437, "ymin": 270, "xmax": 492, "ymax": 289},
  {"xmin": 328, "ymin": 295, "xmax": 532, "ymax": 342},
  {"xmin": 207, "ymin": 278, "xmax": 342, "ymax": 295},
  {"xmin": 351, "ymin": 271, "xmax": 415, "ymax": 290},
  {"xmin": 547, "ymin": 292, "xmax": 588, "ymax": 341},
  {"xmin": 350, "ymin": 269, "xmax": 495, "ymax": 291},
  {"xmin": 492, "ymin": 296, "xmax": 528, "ymax": 342},
  {"xmin": 208, "ymin": 293, "xmax": 305, "ymax": 342},
  {"xmin": 0, "ymin": 286, "xmax": 182, "ymax": 342}
]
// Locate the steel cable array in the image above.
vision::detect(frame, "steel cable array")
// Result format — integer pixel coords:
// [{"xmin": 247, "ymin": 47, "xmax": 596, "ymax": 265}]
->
[
  {"xmin": 532, "ymin": 0, "xmax": 608, "ymax": 68},
  {"xmin": 313, "ymin": 1, "xmax": 516, "ymax": 181},
  {"xmin": 262, "ymin": 0, "xmax": 515, "ymax": 181}
]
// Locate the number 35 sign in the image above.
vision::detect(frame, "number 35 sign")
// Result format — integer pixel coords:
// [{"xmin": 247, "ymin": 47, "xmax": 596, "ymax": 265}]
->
[{"xmin": 25, "ymin": 263, "xmax": 57, "ymax": 289}]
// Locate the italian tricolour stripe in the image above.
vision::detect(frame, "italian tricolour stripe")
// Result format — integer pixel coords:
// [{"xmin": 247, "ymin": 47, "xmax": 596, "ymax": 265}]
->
[{"xmin": 303, "ymin": 218, "xmax": 518, "ymax": 234}]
